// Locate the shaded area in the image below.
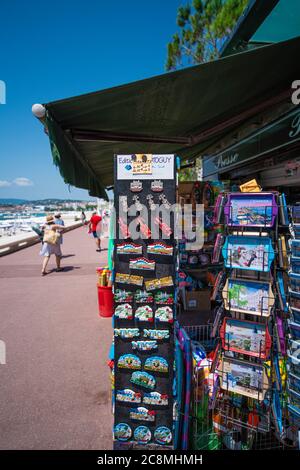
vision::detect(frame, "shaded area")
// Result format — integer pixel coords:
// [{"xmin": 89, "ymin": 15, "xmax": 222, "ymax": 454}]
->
[{"xmin": 0, "ymin": 226, "xmax": 112, "ymax": 449}]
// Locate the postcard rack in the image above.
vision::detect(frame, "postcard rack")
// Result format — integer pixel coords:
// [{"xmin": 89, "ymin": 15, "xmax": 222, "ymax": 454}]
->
[{"xmin": 191, "ymin": 191, "xmax": 294, "ymax": 450}]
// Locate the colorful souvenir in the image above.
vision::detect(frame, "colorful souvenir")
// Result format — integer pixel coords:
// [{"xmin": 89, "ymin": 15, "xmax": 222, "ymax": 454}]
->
[
  {"xmin": 222, "ymin": 235, "xmax": 274, "ymax": 272},
  {"xmin": 144, "ymin": 356, "xmax": 168, "ymax": 373},
  {"xmin": 212, "ymin": 233, "xmax": 225, "ymax": 264},
  {"xmin": 131, "ymin": 153, "xmax": 152, "ymax": 175},
  {"xmin": 132, "ymin": 340, "xmax": 158, "ymax": 351},
  {"xmin": 134, "ymin": 426, "xmax": 152, "ymax": 444},
  {"xmin": 220, "ymin": 357, "xmax": 269, "ymax": 400},
  {"xmin": 135, "ymin": 306, "xmax": 154, "ymax": 322},
  {"xmin": 222, "ymin": 278, "xmax": 274, "ymax": 317},
  {"xmin": 154, "ymin": 426, "xmax": 172, "ymax": 445},
  {"xmin": 130, "ymin": 407, "xmax": 156, "ymax": 422},
  {"xmin": 137, "ymin": 217, "xmax": 152, "ymax": 239},
  {"xmin": 115, "ymin": 273, "xmax": 143, "ymax": 286},
  {"xmin": 119, "ymin": 195, "xmax": 128, "ymax": 213},
  {"xmin": 116, "ymin": 389, "xmax": 142, "ymax": 404},
  {"xmin": 158, "ymin": 194, "xmax": 171, "ymax": 210},
  {"xmin": 155, "ymin": 306, "xmax": 173, "ymax": 323},
  {"xmin": 130, "ymin": 371, "xmax": 156, "ymax": 390},
  {"xmin": 130, "ymin": 180, "xmax": 142, "ymax": 192},
  {"xmin": 132, "ymin": 194, "xmax": 143, "ymax": 212},
  {"xmin": 154, "ymin": 291, "xmax": 174, "ymax": 305},
  {"xmin": 129, "ymin": 257, "xmax": 155, "ymax": 271},
  {"xmin": 135, "ymin": 290, "xmax": 154, "ymax": 303},
  {"xmin": 143, "ymin": 329, "xmax": 170, "ymax": 340},
  {"xmin": 117, "ymin": 354, "xmax": 141, "ymax": 370},
  {"xmin": 114, "ymin": 423, "xmax": 132, "ymax": 442},
  {"xmin": 114, "ymin": 289, "xmax": 133, "ymax": 303},
  {"xmin": 147, "ymin": 242, "xmax": 173, "ymax": 256},
  {"xmin": 146, "ymin": 194, "xmax": 156, "ymax": 211},
  {"xmin": 224, "ymin": 192, "xmax": 277, "ymax": 228},
  {"xmin": 220, "ymin": 318, "xmax": 271, "ymax": 359},
  {"xmin": 143, "ymin": 391, "xmax": 168, "ymax": 406},
  {"xmin": 118, "ymin": 217, "xmax": 130, "ymax": 239},
  {"xmin": 145, "ymin": 276, "xmax": 173, "ymax": 291},
  {"xmin": 114, "ymin": 303, "xmax": 133, "ymax": 320},
  {"xmin": 213, "ymin": 194, "xmax": 226, "ymax": 224},
  {"xmin": 154, "ymin": 217, "xmax": 172, "ymax": 236},
  {"xmin": 114, "ymin": 328, "xmax": 140, "ymax": 339},
  {"xmin": 151, "ymin": 180, "xmax": 163, "ymax": 192},
  {"xmin": 116, "ymin": 242, "xmax": 143, "ymax": 255}
]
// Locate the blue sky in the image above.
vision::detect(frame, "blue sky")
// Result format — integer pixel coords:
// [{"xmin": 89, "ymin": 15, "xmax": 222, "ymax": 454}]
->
[{"xmin": 0, "ymin": 0, "xmax": 183, "ymax": 200}]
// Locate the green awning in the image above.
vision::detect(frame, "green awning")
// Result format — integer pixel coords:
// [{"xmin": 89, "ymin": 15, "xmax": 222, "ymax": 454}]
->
[{"xmin": 43, "ymin": 36, "xmax": 300, "ymax": 198}]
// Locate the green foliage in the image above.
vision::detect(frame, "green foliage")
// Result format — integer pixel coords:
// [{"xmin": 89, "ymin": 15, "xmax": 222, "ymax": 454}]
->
[{"xmin": 166, "ymin": 0, "xmax": 248, "ymax": 70}]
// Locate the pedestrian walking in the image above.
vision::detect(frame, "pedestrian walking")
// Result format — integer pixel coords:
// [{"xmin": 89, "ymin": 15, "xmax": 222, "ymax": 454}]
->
[
  {"xmin": 40, "ymin": 215, "xmax": 65, "ymax": 276},
  {"xmin": 88, "ymin": 211, "xmax": 102, "ymax": 252},
  {"xmin": 80, "ymin": 210, "xmax": 86, "ymax": 225}
]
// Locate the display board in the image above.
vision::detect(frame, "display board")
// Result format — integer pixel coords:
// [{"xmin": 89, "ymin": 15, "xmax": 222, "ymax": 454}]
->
[{"xmin": 113, "ymin": 154, "xmax": 176, "ymax": 450}]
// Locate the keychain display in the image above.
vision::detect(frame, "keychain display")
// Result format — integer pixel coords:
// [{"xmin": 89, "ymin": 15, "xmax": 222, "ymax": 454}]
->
[
  {"xmin": 116, "ymin": 389, "xmax": 142, "ymax": 404},
  {"xmin": 132, "ymin": 340, "xmax": 158, "ymax": 351},
  {"xmin": 154, "ymin": 217, "xmax": 172, "ymax": 237},
  {"xmin": 130, "ymin": 371, "xmax": 156, "ymax": 390},
  {"xmin": 135, "ymin": 306, "xmax": 154, "ymax": 322},
  {"xmin": 146, "ymin": 194, "xmax": 156, "ymax": 211},
  {"xmin": 117, "ymin": 354, "xmax": 141, "ymax": 370},
  {"xmin": 155, "ymin": 306, "xmax": 173, "ymax": 323},
  {"xmin": 136, "ymin": 217, "xmax": 152, "ymax": 239},
  {"xmin": 134, "ymin": 426, "xmax": 152, "ymax": 444},
  {"xmin": 114, "ymin": 303, "xmax": 133, "ymax": 320},
  {"xmin": 118, "ymin": 217, "xmax": 130, "ymax": 239}
]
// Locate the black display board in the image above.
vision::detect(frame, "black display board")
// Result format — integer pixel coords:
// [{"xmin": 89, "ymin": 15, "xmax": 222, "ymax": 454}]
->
[{"xmin": 113, "ymin": 154, "xmax": 176, "ymax": 449}]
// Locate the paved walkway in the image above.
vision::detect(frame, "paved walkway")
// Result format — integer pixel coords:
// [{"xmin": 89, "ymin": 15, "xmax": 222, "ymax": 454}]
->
[{"xmin": 0, "ymin": 226, "xmax": 113, "ymax": 449}]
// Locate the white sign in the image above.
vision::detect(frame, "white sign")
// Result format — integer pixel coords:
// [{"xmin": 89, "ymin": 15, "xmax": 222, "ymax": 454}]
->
[{"xmin": 117, "ymin": 154, "xmax": 174, "ymax": 180}]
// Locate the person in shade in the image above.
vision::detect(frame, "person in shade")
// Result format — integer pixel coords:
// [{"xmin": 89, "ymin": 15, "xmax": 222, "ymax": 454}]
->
[
  {"xmin": 40, "ymin": 215, "xmax": 65, "ymax": 276},
  {"xmin": 88, "ymin": 211, "xmax": 102, "ymax": 252}
]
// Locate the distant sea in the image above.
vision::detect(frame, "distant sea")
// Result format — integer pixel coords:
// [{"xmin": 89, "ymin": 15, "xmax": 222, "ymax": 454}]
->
[{"xmin": 0, "ymin": 212, "xmax": 46, "ymax": 221}]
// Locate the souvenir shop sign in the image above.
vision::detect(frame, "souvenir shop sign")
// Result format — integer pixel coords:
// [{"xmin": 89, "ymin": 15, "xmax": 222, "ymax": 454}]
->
[{"xmin": 117, "ymin": 154, "xmax": 174, "ymax": 180}]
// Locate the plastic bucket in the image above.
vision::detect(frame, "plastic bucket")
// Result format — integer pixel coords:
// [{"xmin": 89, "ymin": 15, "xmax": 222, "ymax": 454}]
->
[{"xmin": 97, "ymin": 285, "xmax": 113, "ymax": 317}]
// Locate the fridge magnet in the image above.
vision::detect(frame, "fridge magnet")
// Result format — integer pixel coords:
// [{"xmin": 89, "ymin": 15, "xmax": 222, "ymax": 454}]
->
[
  {"xmin": 129, "ymin": 257, "xmax": 155, "ymax": 271},
  {"xmin": 130, "ymin": 371, "xmax": 156, "ymax": 390},
  {"xmin": 220, "ymin": 357, "xmax": 269, "ymax": 400},
  {"xmin": 114, "ymin": 303, "xmax": 133, "ymax": 320},
  {"xmin": 132, "ymin": 340, "xmax": 158, "ymax": 352},
  {"xmin": 114, "ymin": 289, "xmax": 133, "ymax": 303},
  {"xmin": 224, "ymin": 192, "xmax": 277, "ymax": 228},
  {"xmin": 135, "ymin": 306, "xmax": 154, "ymax": 322},
  {"xmin": 116, "ymin": 242, "xmax": 143, "ymax": 255},
  {"xmin": 130, "ymin": 180, "xmax": 143, "ymax": 192},
  {"xmin": 117, "ymin": 354, "xmax": 141, "ymax": 370},
  {"xmin": 151, "ymin": 180, "xmax": 163, "ymax": 192},
  {"xmin": 116, "ymin": 389, "xmax": 142, "ymax": 404},
  {"xmin": 143, "ymin": 329, "xmax": 170, "ymax": 340},
  {"xmin": 129, "ymin": 407, "xmax": 156, "ymax": 422},
  {"xmin": 154, "ymin": 217, "xmax": 172, "ymax": 237},
  {"xmin": 134, "ymin": 290, "xmax": 154, "ymax": 303},
  {"xmin": 222, "ymin": 278, "xmax": 274, "ymax": 317},
  {"xmin": 114, "ymin": 423, "xmax": 132, "ymax": 442},
  {"xmin": 220, "ymin": 318, "xmax": 271, "ymax": 359},
  {"xmin": 137, "ymin": 217, "xmax": 152, "ymax": 239},
  {"xmin": 154, "ymin": 291, "xmax": 174, "ymax": 305},
  {"xmin": 155, "ymin": 306, "xmax": 173, "ymax": 323},
  {"xmin": 143, "ymin": 392, "xmax": 168, "ymax": 406},
  {"xmin": 147, "ymin": 242, "xmax": 173, "ymax": 256},
  {"xmin": 222, "ymin": 235, "xmax": 274, "ymax": 272},
  {"xmin": 154, "ymin": 426, "xmax": 172, "ymax": 445},
  {"xmin": 144, "ymin": 356, "xmax": 168, "ymax": 373},
  {"xmin": 115, "ymin": 273, "xmax": 143, "ymax": 286},
  {"xmin": 114, "ymin": 328, "xmax": 140, "ymax": 339},
  {"xmin": 131, "ymin": 154, "xmax": 152, "ymax": 175},
  {"xmin": 145, "ymin": 276, "xmax": 173, "ymax": 291},
  {"xmin": 134, "ymin": 426, "xmax": 152, "ymax": 444},
  {"xmin": 146, "ymin": 194, "xmax": 157, "ymax": 211},
  {"xmin": 118, "ymin": 217, "xmax": 130, "ymax": 239}
]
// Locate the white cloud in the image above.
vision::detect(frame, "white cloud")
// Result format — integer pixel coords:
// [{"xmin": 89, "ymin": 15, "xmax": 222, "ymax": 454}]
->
[
  {"xmin": 0, "ymin": 180, "xmax": 12, "ymax": 187},
  {"xmin": 13, "ymin": 177, "xmax": 34, "ymax": 187}
]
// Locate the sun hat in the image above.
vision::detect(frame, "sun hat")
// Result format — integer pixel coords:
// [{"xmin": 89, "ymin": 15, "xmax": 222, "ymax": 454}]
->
[
  {"xmin": 46, "ymin": 215, "xmax": 54, "ymax": 223},
  {"xmin": 54, "ymin": 212, "xmax": 61, "ymax": 218}
]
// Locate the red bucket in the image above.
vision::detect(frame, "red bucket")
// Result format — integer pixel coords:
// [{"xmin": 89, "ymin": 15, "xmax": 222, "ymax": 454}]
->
[{"xmin": 97, "ymin": 285, "xmax": 113, "ymax": 317}]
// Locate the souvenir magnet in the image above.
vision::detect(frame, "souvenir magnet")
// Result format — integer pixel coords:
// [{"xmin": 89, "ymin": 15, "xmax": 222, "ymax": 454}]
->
[
  {"xmin": 132, "ymin": 340, "xmax": 158, "ymax": 352},
  {"xmin": 145, "ymin": 276, "xmax": 173, "ymax": 291},
  {"xmin": 134, "ymin": 426, "xmax": 152, "ymax": 444},
  {"xmin": 143, "ymin": 329, "xmax": 170, "ymax": 340},
  {"xmin": 116, "ymin": 389, "xmax": 142, "ymax": 404},
  {"xmin": 154, "ymin": 426, "xmax": 172, "ymax": 445},
  {"xmin": 154, "ymin": 291, "xmax": 174, "ymax": 305},
  {"xmin": 117, "ymin": 354, "xmax": 141, "ymax": 370},
  {"xmin": 114, "ymin": 328, "xmax": 140, "ymax": 339},
  {"xmin": 114, "ymin": 289, "xmax": 133, "ymax": 303},
  {"xmin": 135, "ymin": 290, "xmax": 154, "ymax": 303},
  {"xmin": 147, "ymin": 242, "xmax": 173, "ymax": 256},
  {"xmin": 114, "ymin": 423, "xmax": 132, "ymax": 442},
  {"xmin": 135, "ymin": 306, "xmax": 154, "ymax": 322},
  {"xmin": 130, "ymin": 371, "xmax": 156, "ymax": 390},
  {"xmin": 114, "ymin": 303, "xmax": 133, "ymax": 320},
  {"xmin": 130, "ymin": 257, "xmax": 155, "ymax": 271},
  {"xmin": 155, "ymin": 306, "xmax": 173, "ymax": 323},
  {"xmin": 115, "ymin": 273, "xmax": 143, "ymax": 286},
  {"xmin": 144, "ymin": 356, "xmax": 168, "ymax": 373},
  {"xmin": 130, "ymin": 180, "xmax": 143, "ymax": 192},
  {"xmin": 116, "ymin": 242, "xmax": 143, "ymax": 255},
  {"xmin": 129, "ymin": 407, "xmax": 156, "ymax": 422},
  {"xmin": 143, "ymin": 391, "xmax": 168, "ymax": 406},
  {"xmin": 151, "ymin": 180, "xmax": 163, "ymax": 192}
]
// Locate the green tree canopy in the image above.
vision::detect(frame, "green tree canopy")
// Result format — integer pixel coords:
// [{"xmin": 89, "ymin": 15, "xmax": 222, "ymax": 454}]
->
[{"xmin": 166, "ymin": 0, "xmax": 248, "ymax": 70}]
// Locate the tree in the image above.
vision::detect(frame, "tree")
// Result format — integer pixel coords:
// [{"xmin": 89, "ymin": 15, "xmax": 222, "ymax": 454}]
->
[{"xmin": 166, "ymin": 0, "xmax": 248, "ymax": 70}]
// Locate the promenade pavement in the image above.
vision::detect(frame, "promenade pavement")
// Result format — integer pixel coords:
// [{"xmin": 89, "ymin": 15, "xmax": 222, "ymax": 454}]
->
[{"xmin": 0, "ymin": 226, "xmax": 112, "ymax": 449}]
